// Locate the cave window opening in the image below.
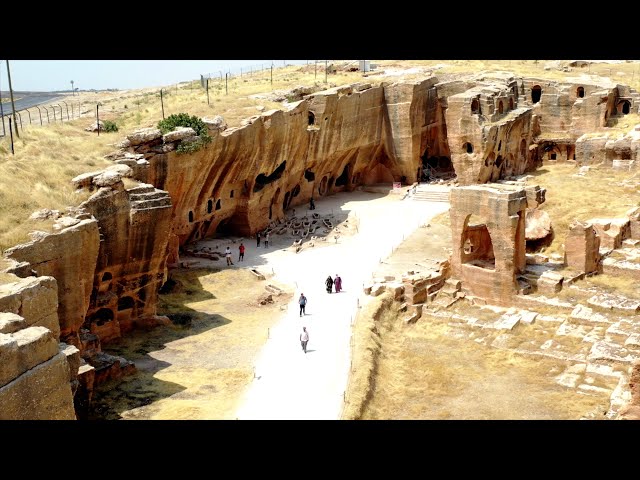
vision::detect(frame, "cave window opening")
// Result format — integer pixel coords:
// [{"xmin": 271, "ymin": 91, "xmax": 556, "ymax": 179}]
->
[
  {"xmin": 531, "ymin": 85, "xmax": 542, "ymax": 104},
  {"xmin": 471, "ymin": 98, "xmax": 480, "ymax": 114},
  {"xmin": 577, "ymin": 86, "xmax": 585, "ymax": 98},
  {"xmin": 188, "ymin": 211, "xmax": 194, "ymax": 223},
  {"xmin": 101, "ymin": 272, "xmax": 112, "ymax": 282},
  {"xmin": 509, "ymin": 97, "xmax": 514, "ymax": 110},
  {"xmin": 93, "ymin": 308, "xmax": 114, "ymax": 326},
  {"xmin": 498, "ymin": 141, "xmax": 502, "ymax": 151},
  {"xmin": 463, "ymin": 142, "xmax": 474, "ymax": 154},
  {"xmin": 292, "ymin": 184, "xmax": 300, "ymax": 197},
  {"xmin": 207, "ymin": 199, "xmax": 213, "ymax": 214},
  {"xmin": 550, "ymin": 153, "xmax": 556, "ymax": 160},
  {"xmin": 253, "ymin": 161, "xmax": 287, "ymax": 193},
  {"xmin": 308, "ymin": 111, "xmax": 315, "ymax": 125},
  {"xmin": 118, "ymin": 296, "xmax": 135, "ymax": 311},
  {"xmin": 216, "ymin": 199, "xmax": 221, "ymax": 210},
  {"xmin": 498, "ymin": 100, "xmax": 504, "ymax": 114},
  {"xmin": 230, "ymin": 190, "xmax": 234, "ymax": 198},
  {"xmin": 304, "ymin": 169, "xmax": 315, "ymax": 182}
]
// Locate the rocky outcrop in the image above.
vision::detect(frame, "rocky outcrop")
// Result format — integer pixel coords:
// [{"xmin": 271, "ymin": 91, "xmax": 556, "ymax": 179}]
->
[
  {"xmin": 0, "ymin": 276, "xmax": 76, "ymax": 419},
  {"xmin": 449, "ymin": 183, "xmax": 544, "ymax": 304},
  {"xmin": 4, "ymin": 216, "xmax": 100, "ymax": 348}
]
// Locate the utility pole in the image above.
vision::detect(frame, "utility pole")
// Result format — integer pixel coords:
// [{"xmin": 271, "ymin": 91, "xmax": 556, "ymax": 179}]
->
[
  {"xmin": 225, "ymin": 73, "xmax": 228, "ymax": 95},
  {"xmin": 8, "ymin": 117, "xmax": 14, "ymax": 154},
  {"xmin": 96, "ymin": 104, "xmax": 100, "ymax": 136},
  {"xmin": 160, "ymin": 89, "xmax": 165, "ymax": 119},
  {"xmin": 71, "ymin": 80, "xmax": 74, "ymax": 95},
  {"xmin": 6, "ymin": 60, "xmax": 19, "ymax": 138},
  {"xmin": 315, "ymin": 60, "xmax": 317, "ymax": 80},
  {"xmin": 325, "ymin": 60, "xmax": 328, "ymax": 84},
  {"xmin": 206, "ymin": 78, "xmax": 210, "ymax": 105},
  {"xmin": 270, "ymin": 65, "xmax": 273, "ymax": 86}
]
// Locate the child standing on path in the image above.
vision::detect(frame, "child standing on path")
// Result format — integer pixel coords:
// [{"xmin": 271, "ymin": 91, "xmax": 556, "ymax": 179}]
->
[
  {"xmin": 300, "ymin": 326, "xmax": 309, "ymax": 353},
  {"xmin": 264, "ymin": 232, "xmax": 270, "ymax": 248},
  {"xmin": 238, "ymin": 242, "xmax": 245, "ymax": 262},
  {"xmin": 256, "ymin": 232, "xmax": 261, "ymax": 247},
  {"xmin": 299, "ymin": 293, "xmax": 307, "ymax": 317}
]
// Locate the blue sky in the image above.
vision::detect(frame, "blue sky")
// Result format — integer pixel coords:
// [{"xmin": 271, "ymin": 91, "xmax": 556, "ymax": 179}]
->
[{"xmin": 0, "ymin": 60, "xmax": 311, "ymax": 92}]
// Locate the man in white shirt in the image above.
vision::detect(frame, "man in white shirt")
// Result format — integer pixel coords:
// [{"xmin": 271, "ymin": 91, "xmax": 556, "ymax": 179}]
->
[
  {"xmin": 300, "ymin": 326, "xmax": 309, "ymax": 353},
  {"xmin": 225, "ymin": 246, "xmax": 233, "ymax": 266}
]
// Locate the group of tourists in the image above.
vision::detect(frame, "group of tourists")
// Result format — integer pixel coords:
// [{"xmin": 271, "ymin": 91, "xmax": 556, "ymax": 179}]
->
[{"xmin": 324, "ymin": 274, "xmax": 342, "ymax": 293}]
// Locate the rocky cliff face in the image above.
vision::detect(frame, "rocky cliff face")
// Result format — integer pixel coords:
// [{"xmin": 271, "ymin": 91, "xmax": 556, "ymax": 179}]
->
[{"xmin": 2, "ymin": 73, "xmax": 639, "ymax": 419}]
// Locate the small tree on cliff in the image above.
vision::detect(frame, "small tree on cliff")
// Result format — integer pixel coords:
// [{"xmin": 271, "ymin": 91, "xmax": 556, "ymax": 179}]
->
[{"xmin": 157, "ymin": 113, "xmax": 211, "ymax": 154}]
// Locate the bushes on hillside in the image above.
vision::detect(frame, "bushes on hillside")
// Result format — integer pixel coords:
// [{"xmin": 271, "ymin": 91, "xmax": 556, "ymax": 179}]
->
[{"xmin": 157, "ymin": 113, "xmax": 211, "ymax": 154}]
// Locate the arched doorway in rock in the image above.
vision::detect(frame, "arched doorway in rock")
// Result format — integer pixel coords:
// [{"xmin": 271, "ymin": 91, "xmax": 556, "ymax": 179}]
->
[
  {"xmin": 621, "ymin": 100, "xmax": 631, "ymax": 114},
  {"xmin": 531, "ymin": 85, "xmax": 542, "ymax": 104},
  {"xmin": 308, "ymin": 111, "xmax": 315, "ymax": 125},
  {"xmin": 498, "ymin": 100, "xmax": 504, "ymax": 114},
  {"xmin": 471, "ymin": 98, "xmax": 480, "ymax": 114},
  {"xmin": 508, "ymin": 97, "xmax": 514, "ymax": 110},
  {"xmin": 335, "ymin": 163, "xmax": 351, "ymax": 187},
  {"xmin": 463, "ymin": 142, "xmax": 474, "ymax": 154},
  {"xmin": 90, "ymin": 308, "xmax": 115, "ymax": 326},
  {"xmin": 421, "ymin": 151, "xmax": 456, "ymax": 182},
  {"xmin": 318, "ymin": 175, "xmax": 328, "ymax": 195},
  {"xmin": 461, "ymin": 214, "xmax": 496, "ymax": 270},
  {"xmin": 577, "ymin": 86, "xmax": 585, "ymax": 98}
]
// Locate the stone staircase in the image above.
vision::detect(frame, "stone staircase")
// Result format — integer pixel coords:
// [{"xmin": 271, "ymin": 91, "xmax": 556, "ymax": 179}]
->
[
  {"xmin": 410, "ymin": 183, "xmax": 451, "ymax": 203},
  {"xmin": 128, "ymin": 184, "xmax": 172, "ymax": 211}
]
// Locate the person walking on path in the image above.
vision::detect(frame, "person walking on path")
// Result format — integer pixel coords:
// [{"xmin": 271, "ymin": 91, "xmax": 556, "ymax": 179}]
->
[
  {"xmin": 309, "ymin": 197, "xmax": 315, "ymax": 210},
  {"xmin": 334, "ymin": 274, "xmax": 342, "ymax": 293},
  {"xmin": 300, "ymin": 326, "xmax": 309, "ymax": 353},
  {"xmin": 238, "ymin": 242, "xmax": 245, "ymax": 262},
  {"xmin": 225, "ymin": 246, "xmax": 234, "ymax": 266},
  {"xmin": 325, "ymin": 275, "xmax": 334, "ymax": 294},
  {"xmin": 256, "ymin": 231, "xmax": 261, "ymax": 247},
  {"xmin": 264, "ymin": 232, "xmax": 270, "ymax": 248},
  {"xmin": 298, "ymin": 293, "xmax": 307, "ymax": 317}
]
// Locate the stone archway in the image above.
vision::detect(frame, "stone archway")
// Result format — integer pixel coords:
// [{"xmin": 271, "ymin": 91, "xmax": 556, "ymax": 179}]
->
[{"xmin": 531, "ymin": 85, "xmax": 542, "ymax": 104}]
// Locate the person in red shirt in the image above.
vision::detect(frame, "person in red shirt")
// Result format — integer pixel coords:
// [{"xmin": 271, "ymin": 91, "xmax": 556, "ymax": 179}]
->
[{"xmin": 238, "ymin": 242, "xmax": 245, "ymax": 262}]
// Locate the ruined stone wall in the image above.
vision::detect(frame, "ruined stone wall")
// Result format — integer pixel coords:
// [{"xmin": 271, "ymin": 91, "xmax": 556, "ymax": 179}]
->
[
  {"xmin": 449, "ymin": 184, "xmax": 533, "ymax": 304},
  {"xmin": 0, "ymin": 276, "xmax": 77, "ymax": 419},
  {"xmin": 445, "ymin": 88, "xmax": 537, "ymax": 185}
]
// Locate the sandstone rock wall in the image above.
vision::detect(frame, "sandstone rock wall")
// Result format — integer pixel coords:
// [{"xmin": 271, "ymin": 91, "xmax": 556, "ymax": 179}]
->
[{"xmin": 0, "ymin": 276, "xmax": 76, "ymax": 419}]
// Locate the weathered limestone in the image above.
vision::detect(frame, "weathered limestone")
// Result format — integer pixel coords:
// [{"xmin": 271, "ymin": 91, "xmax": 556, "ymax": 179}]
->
[
  {"xmin": 564, "ymin": 221, "xmax": 601, "ymax": 274},
  {"xmin": 0, "ymin": 326, "xmax": 75, "ymax": 420},
  {"xmin": 80, "ymin": 183, "xmax": 172, "ymax": 343},
  {"xmin": 0, "ymin": 276, "xmax": 60, "ymax": 339},
  {"xmin": 449, "ymin": 183, "xmax": 543, "ymax": 304},
  {"xmin": 4, "ymin": 217, "xmax": 100, "ymax": 347},
  {"xmin": 587, "ymin": 218, "xmax": 630, "ymax": 250}
]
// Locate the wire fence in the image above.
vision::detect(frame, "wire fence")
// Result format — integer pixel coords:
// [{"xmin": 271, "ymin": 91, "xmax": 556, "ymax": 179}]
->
[{"xmin": 0, "ymin": 99, "xmax": 85, "ymax": 138}]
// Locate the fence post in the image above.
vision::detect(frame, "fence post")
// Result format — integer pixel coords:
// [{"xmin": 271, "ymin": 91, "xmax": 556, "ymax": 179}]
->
[
  {"xmin": 96, "ymin": 104, "xmax": 100, "ymax": 136},
  {"xmin": 8, "ymin": 117, "xmax": 14, "ymax": 153},
  {"xmin": 160, "ymin": 89, "xmax": 165, "ymax": 119},
  {"xmin": 225, "ymin": 73, "xmax": 228, "ymax": 95},
  {"xmin": 26, "ymin": 109, "xmax": 32, "ymax": 125},
  {"xmin": 43, "ymin": 106, "xmax": 50, "ymax": 124},
  {"xmin": 16, "ymin": 112, "xmax": 22, "ymax": 131},
  {"xmin": 36, "ymin": 106, "xmax": 43, "ymax": 125},
  {"xmin": 52, "ymin": 105, "xmax": 57, "ymax": 122},
  {"xmin": 62, "ymin": 101, "xmax": 69, "ymax": 121}
]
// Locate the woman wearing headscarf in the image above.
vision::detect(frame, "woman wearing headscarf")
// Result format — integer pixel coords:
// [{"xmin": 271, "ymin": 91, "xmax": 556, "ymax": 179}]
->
[{"xmin": 325, "ymin": 274, "xmax": 334, "ymax": 294}]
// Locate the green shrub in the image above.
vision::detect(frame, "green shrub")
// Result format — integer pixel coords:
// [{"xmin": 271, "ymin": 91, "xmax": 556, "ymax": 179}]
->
[
  {"xmin": 102, "ymin": 120, "xmax": 119, "ymax": 132},
  {"xmin": 158, "ymin": 113, "xmax": 211, "ymax": 155}
]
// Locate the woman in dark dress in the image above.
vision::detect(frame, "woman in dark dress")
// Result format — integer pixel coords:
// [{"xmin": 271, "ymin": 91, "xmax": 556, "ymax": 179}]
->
[{"xmin": 325, "ymin": 275, "xmax": 334, "ymax": 293}]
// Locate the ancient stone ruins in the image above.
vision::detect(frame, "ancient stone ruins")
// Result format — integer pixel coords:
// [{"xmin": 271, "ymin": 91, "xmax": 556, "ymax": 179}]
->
[{"xmin": 3, "ymin": 70, "xmax": 640, "ymax": 419}]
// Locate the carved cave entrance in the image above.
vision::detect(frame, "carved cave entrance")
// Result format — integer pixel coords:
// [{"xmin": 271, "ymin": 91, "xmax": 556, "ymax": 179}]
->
[
  {"xmin": 421, "ymin": 151, "xmax": 456, "ymax": 182},
  {"xmin": 461, "ymin": 214, "xmax": 495, "ymax": 270}
]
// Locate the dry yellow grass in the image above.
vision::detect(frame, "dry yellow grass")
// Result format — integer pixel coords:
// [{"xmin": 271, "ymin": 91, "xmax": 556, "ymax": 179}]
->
[
  {"xmin": 353, "ymin": 302, "xmax": 609, "ymax": 420},
  {"xmin": 529, "ymin": 164, "xmax": 640, "ymax": 255},
  {"xmin": 0, "ymin": 65, "xmax": 372, "ymax": 256},
  {"xmin": 90, "ymin": 267, "xmax": 292, "ymax": 420}
]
